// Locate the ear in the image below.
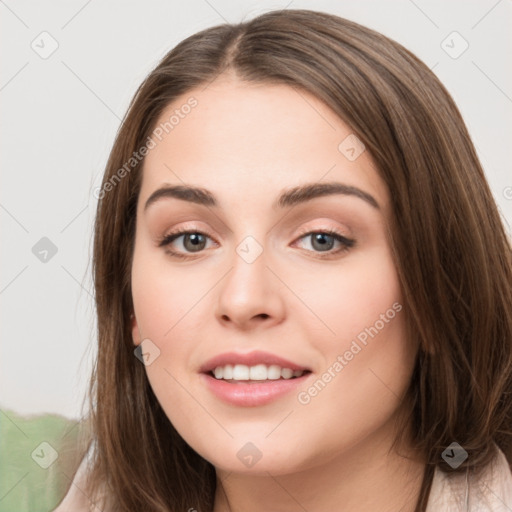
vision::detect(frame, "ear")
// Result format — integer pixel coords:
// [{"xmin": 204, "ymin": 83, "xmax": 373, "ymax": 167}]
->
[{"xmin": 130, "ymin": 312, "xmax": 141, "ymax": 346}]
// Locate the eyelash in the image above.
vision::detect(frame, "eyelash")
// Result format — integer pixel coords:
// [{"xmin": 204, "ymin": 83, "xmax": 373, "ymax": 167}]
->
[{"xmin": 157, "ymin": 227, "xmax": 355, "ymax": 260}]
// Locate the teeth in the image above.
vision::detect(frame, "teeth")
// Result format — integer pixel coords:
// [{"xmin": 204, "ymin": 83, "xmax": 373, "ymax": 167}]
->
[
  {"xmin": 233, "ymin": 364, "xmax": 249, "ymax": 380},
  {"xmin": 281, "ymin": 368, "xmax": 293, "ymax": 379},
  {"xmin": 212, "ymin": 364, "xmax": 306, "ymax": 381},
  {"xmin": 249, "ymin": 364, "xmax": 267, "ymax": 380},
  {"xmin": 223, "ymin": 365, "xmax": 233, "ymax": 379},
  {"xmin": 267, "ymin": 365, "xmax": 282, "ymax": 380}
]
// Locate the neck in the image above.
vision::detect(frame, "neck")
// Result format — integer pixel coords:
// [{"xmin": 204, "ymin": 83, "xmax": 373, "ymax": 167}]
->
[{"xmin": 213, "ymin": 421, "xmax": 426, "ymax": 512}]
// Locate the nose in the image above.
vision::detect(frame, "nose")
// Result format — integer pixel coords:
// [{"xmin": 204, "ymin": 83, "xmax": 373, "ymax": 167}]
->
[{"xmin": 215, "ymin": 240, "xmax": 285, "ymax": 331}]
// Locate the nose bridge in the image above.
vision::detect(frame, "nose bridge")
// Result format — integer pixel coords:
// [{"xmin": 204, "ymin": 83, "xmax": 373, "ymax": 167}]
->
[
  {"xmin": 225, "ymin": 233, "xmax": 269, "ymax": 301},
  {"xmin": 215, "ymin": 231, "xmax": 284, "ymax": 326}
]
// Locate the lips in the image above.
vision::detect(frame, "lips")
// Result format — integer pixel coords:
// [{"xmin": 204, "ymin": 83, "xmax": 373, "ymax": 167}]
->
[
  {"xmin": 198, "ymin": 350, "xmax": 313, "ymax": 406},
  {"xmin": 199, "ymin": 350, "xmax": 311, "ymax": 374}
]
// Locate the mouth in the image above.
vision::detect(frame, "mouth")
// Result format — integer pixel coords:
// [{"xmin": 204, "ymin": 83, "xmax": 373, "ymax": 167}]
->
[
  {"xmin": 199, "ymin": 350, "xmax": 313, "ymax": 406},
  {"xmin": 199, "ymin": 353, "xmax": 313, "ymax": 407}
]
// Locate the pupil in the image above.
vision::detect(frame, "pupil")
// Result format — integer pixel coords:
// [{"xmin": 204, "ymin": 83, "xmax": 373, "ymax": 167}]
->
[
  {"xmin": 312, "ymin": 233, "xmax": 333, "ymax": 251},
  {"xmin": 185, "ymin": 233, "xmax": 205, "ymax": 251}
]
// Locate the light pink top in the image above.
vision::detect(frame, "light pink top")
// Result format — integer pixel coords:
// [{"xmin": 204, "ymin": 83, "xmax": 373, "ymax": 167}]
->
[{"xmin": 426, "ymin": 447, "xmax": 512, "ymax": 511}]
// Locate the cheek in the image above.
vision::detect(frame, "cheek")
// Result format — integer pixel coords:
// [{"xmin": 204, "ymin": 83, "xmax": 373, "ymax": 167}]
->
[
  {"xmin": 130, "ymin": 242, "xmax": 202, "ymax": 341},
  {"xmin": 289, "ymin": 321, "xmax": 412, "ymax": 469},
  {"xmin": 290, "ymin": 246, "xmax": 412, "ymax": 427},
  {"xmin": 130, "ymin": 246, "xmax": 211, "ymax": 406},
  {"xmin": 294, "ymin": 310, "xmax": 411, "ymax": 448},
  {"xmin": 290, "ymin": 244, "xmax": 402, "ymax": 346}
]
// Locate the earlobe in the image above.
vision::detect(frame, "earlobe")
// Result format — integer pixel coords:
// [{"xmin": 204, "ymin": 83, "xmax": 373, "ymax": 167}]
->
[{"xmin": 130, "ymin": 312, "xmax": 141, "ymax": 346}]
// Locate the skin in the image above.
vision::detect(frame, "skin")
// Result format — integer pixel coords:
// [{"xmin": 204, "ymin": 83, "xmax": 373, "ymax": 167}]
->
[{"xmin": 130, "ymin": 74, "xmax": 424, "ymax": 511}]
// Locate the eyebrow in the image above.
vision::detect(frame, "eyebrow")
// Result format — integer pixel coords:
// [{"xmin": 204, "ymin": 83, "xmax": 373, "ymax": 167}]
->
[{"xmin": 143, "ymin": 181, "xmax": 380, "ymax": 212}]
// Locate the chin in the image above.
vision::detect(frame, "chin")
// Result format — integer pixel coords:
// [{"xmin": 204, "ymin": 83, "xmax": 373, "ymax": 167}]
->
[
  {"xmin": 190, "ymin": 433, "xmax": 321, "ymax": 476},
  {"xmin": 209, "ymin": 452, "xmax": 305, "ymax": 476}
]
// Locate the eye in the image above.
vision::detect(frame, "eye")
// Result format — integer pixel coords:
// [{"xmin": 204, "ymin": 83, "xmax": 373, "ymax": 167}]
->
[
  {"xmin": 293, "ymin": 229, "xmax": 355, "ymax": 258},
  {"xmin": 158, "ymin": 228, "xmax": 216, "ymax": 258}
]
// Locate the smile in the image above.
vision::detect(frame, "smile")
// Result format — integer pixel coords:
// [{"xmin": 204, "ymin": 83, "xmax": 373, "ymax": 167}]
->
[{"xmin": 199, "ymin": 350, "xmax": 313, "ymax": 406}]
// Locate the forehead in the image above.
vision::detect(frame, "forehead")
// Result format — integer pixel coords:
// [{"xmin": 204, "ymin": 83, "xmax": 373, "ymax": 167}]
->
[{"xmin": 140, "ymin": 78, "xmax": 388, "ymax": 210}]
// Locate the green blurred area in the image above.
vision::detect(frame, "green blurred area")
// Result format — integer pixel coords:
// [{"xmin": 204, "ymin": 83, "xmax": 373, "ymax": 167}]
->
[{"xmin": 0, "ymin": 408, "xmax": 86, "ymax": 512}]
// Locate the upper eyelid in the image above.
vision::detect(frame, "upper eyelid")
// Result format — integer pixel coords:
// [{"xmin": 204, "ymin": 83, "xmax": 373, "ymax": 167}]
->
[
  {"xmin": 163, "ymin": 217, "xmax": 352, "ymax": 237},
  {"xmin": 162, "ymin": 224, "xmax": 350, "ymax": 240}
]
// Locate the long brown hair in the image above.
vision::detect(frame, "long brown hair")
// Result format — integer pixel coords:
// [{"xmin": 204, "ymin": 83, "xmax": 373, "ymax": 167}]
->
[{"xmin": 76, "ymin": 9, "xmax": 512, "ymax": 511}]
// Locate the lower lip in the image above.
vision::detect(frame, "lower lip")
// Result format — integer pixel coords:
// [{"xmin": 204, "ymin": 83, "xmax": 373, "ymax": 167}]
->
[{"xmin": 200, "ymin": 372, "xmax": 311, "ymax": 407}]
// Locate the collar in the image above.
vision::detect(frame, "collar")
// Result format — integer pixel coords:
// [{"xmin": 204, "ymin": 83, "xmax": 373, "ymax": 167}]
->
[{"xmin": 426, "ymin": 446, "xmax": 512, "ymax": 511}]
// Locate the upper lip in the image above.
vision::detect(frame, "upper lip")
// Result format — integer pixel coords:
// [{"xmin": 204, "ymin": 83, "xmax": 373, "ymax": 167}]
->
[{"xmin": 199, "ymin": 350, "xmax": 311, "ymax": 373}]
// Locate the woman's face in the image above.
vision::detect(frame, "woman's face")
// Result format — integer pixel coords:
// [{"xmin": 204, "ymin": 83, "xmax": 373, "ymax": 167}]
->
[{"xmin": 130, "ymin": 76, "xmax": 418, "ymax": 474}]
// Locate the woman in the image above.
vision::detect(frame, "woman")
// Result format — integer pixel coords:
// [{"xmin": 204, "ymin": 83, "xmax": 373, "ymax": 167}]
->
[{"xmin": 55, "ymin": 9, "xmax": 512, "ymax": 512}]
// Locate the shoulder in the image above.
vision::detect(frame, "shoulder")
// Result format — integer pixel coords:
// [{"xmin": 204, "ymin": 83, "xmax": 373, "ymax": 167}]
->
[
  {"xmin": 52, "ymin": 451, "xmax": 92, "ymax": 512},
  {"xmin": 426, "ymin": 446, "xmax": 512, "ymax": 511},
  {"xmin": 52, "ymin": 442, "xmax": 109, "ymax": 512}
]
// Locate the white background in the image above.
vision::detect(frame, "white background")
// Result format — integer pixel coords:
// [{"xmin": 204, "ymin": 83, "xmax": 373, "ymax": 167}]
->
[{"xmin": 1, "ymin": 0, "xmax": 511, "ymax": 420}]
